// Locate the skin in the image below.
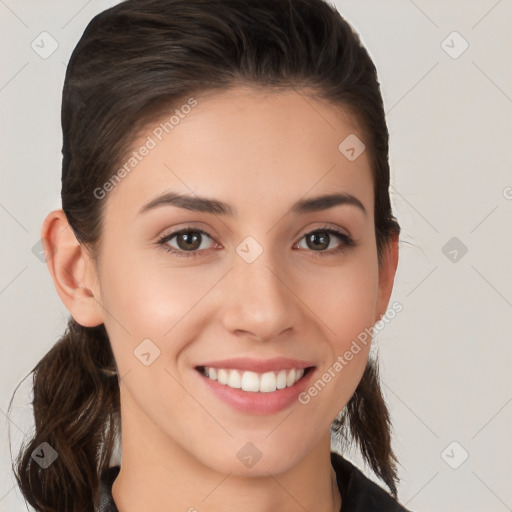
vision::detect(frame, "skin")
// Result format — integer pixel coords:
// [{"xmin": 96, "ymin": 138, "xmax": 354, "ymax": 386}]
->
[{"xmin": 43, "ymin": 85, "xmax": 398, "ymax": 512}]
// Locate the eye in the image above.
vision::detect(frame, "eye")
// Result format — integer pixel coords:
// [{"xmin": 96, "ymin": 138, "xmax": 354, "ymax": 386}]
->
[
  {"xmin": 157, "ymin": 228, "xmax": 216, "ymax": 258},
  {"xmin": 295, "ymin": 225, "xmax": 356, "ymax": 257},
  {"xmin": 156, "ymin": 225, "xmax": 356, "ymax": 258}
]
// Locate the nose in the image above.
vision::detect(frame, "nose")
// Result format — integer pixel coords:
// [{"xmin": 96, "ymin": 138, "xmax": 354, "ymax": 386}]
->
[{"xmin": 217, "ymin": 247, "xmax": 300, "ymax": 342}]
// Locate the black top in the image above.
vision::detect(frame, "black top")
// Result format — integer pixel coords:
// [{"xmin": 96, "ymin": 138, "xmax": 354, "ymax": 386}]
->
[{"xmin": 97, "ymin": 452, "xmax": 412, "ymax": 511}]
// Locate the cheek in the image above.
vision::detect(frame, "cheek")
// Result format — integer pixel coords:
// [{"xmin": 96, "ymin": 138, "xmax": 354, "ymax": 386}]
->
[
  {"xmin": 329, "ymin": 267, "xmax": 378, "ymax": 350},
  {"xmin": 306, "ymin": 247, "xmax": 379, "ymax": 350},
  {"xmin": 96, "ymin": 246, "xmax": 198, "ymax": 358},
  {"xmin": 96, "ymin": 254, "xmax": 210, "ymax": 419},
  {"xmin": 97, "ymin": 245, "xmax": 222, "ymax": 372},
  {"xmin": 300, "ymin": 249, "xmax": 379, "ymax": 412}
]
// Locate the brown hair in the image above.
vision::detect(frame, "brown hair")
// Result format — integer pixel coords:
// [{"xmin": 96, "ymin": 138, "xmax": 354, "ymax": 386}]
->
[{"xmin": 10, "ymin": 0, "xmax": 401, "ymax": 510}]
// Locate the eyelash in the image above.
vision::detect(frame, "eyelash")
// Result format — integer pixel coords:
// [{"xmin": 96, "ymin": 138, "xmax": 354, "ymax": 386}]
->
[{"xmin": 156, "ymin": 225, "xmax": 356, "ymax": 259}]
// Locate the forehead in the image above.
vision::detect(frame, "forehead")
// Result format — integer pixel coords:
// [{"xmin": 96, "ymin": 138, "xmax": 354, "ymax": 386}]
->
[{"xmin": 103, "ymin": 86, "xmax": 374, "ymax": 220}]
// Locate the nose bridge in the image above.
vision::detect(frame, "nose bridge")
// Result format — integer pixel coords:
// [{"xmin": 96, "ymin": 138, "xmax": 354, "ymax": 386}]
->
[{"xmin": 220, "ymin": 238, "xmax": 296, "ymax": 340}]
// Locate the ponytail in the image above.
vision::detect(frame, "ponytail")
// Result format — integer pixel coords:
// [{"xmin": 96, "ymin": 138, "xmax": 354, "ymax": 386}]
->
[
  {"xmin": 10, "ymin": 318, "xmax": 120, "ymax": 512},
  {"xmin": 332, "ymin": 355, "xmax": 400, "ymax": 497}
]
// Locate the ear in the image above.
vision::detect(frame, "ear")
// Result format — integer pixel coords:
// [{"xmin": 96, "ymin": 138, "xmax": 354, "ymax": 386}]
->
[
  {"xmin": 375, "ymin": 231, "xmax": 399, "ymax": 323},
  {"xmin": 41, "ymin": 209, "xmax": 104, "ymax": 327}
]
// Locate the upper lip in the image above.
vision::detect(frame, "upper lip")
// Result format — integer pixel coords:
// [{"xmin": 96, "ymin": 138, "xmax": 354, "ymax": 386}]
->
[{"xmin": 196, "ymin": 357, "xmax": 315, "ymax": 373}]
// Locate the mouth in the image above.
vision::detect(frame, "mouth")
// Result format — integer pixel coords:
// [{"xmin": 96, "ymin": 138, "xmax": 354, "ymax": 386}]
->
[
  {"xmin": 194, "ymin": 359, "xmax": 318, "ymax": 415},
  {"xmin": 195, "ymin": 365, "xmax": 315, "ymax": 393}
]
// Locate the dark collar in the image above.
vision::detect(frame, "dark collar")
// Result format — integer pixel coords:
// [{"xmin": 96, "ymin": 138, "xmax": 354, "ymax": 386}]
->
[
  {"xmin": 330, "ymin": 452, "xmax": 411, "ymax": 511},
  {"xmin": 97, "ymin": 452, "xmax": 411, "ymax": 512},
  {"xmin": 97, "ymin": 465, "xmax": 120, "ymax": 512}
]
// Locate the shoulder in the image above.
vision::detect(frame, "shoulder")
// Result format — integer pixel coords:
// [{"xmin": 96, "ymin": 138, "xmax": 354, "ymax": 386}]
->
[{"xmin": 331, "ymin": 451, "xmax": 412, "ymax": 512}]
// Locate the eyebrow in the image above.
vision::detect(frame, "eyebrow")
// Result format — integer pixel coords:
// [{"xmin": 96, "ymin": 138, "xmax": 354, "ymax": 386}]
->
[{"xmin": 138, "ymin": 191, "xmax": 367, "ymax": 217}]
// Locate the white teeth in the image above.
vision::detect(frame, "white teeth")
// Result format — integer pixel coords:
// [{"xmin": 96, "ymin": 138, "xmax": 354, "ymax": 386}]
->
[
  {"xmin": 286, "ymin": 368, "xmax": 296, "ymax": 387},
  {"xmin": 217, "ymin": 368, "xmax": 228, "ymax": 385},
  {"xmin": 276, "ymin": 369, "xmax": 287, "ymax": 389},
  {"xmin": 260, "ymin": 371, "xmax": 277, "ymax": 393},
  {"xmin": 201, "ymin": 366, "xmax": 307, "ymax": 392},
  {"xmin": 241, "ymin": 371, "xmax": 260, "ymax": 392},
  {"xmin": 227, "ymin": 370, "xmax": 242, "ymax": 388}
]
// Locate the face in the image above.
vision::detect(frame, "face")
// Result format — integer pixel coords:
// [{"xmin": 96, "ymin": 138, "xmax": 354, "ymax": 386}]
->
[{"xmin": 88, "ymin": 86, "xmax": 393, "ymax": 475}]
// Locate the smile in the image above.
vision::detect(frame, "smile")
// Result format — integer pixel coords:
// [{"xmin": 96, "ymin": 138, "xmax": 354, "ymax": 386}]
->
[{"xmin": 197, "ymin": 366, "xmax": 310, "ymax": 393}]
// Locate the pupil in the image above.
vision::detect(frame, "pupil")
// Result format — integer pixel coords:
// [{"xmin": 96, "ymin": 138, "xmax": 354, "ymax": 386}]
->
[
  {"xmin": 180, "ymin": 232, "xmax": 200, "ymax": 250},
  {"xmin": 309, "ymin": 232, "xmax": 328, "ymax": 250}
]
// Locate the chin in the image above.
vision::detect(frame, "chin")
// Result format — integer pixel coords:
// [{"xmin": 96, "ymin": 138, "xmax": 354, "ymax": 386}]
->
[{"xmin": 195, "ymin": 438, "xmax": 308, "ymax": 477}]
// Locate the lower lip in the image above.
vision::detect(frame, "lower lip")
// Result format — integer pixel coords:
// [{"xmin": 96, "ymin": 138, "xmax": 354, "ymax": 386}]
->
[{"xmin": 196, "ymin": 367, "xmax": 316, "ymax": 415}]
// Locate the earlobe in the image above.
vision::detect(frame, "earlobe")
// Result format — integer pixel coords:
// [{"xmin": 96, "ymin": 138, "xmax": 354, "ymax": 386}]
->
[
  {"xmin": 375, "ymin": 232, "xmax": 399, "ymax": 322},
  {"xmin": 41, "ymin": 209, "xmax": 104, "ymax": 327}
]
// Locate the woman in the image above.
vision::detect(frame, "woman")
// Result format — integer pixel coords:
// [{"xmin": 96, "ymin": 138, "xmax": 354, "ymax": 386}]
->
[{"xmin": 11, "ymin": 0, "xmax": 411, "ymax": 510}]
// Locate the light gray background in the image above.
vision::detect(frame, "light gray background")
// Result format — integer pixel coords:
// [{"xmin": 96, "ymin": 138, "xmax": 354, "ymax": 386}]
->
[{"xmin": 1, "ymin": 1, "xmax": 511, "ymax": 511}]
